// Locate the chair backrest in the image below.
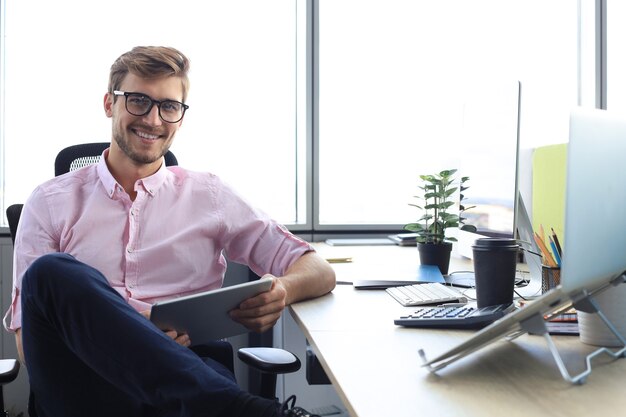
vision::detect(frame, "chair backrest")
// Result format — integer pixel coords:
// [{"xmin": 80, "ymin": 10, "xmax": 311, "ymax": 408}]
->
[
  {"xmin": 54, "ymin": 142, "xmax": 178, "ymax": 176},
  {"xmin": 6, "ymin": 204, "xmax": 23, "ymax": 245}
]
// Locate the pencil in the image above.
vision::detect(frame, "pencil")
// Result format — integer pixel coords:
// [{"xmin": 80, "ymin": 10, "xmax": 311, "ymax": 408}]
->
[
  {"xmin": 549, "ymin": 236, "xmax": 562, "ymax": 267},
  {"xmin": 539, "ymin": 224, "xmax": 547, "ymax": 243},
  {"xmin": 551, "ymin": 227, "xmax": 563, "ymax": 256},
  {"xmin": 326, "ymin": 257, "xmax": 353, "ymax": 263},
  {"xmin": 534, "ymin": 232, "xmax": 557, "ymax": 267}
]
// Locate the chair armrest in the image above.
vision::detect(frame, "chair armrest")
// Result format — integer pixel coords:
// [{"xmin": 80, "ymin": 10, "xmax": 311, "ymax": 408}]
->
[
  {"xmin": 237, "ymin": 347, "xmax": 301, "ymax": 374},
  {"xmin": 0, "ymin": 359, "xmax": 20, "ymax": 385}
]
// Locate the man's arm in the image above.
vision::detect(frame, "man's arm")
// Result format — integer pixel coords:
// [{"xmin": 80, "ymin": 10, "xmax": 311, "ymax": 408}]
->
[
  {"xmin": 15, "ymin": 329, "xmax": 25, "ymax": 365},
  {"xmin": 275, "ymin": 251, "xmax": 336, "ymax": 305},
  {"xmin": 230, "ymin": 251, "xmax": 335, "ymax": 333}
]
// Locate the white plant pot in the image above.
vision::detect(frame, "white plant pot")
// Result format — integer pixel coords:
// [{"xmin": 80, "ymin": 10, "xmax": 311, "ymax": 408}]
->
[{"xmin": 578, "ymin": 282, "xmax": 626, "ymax": 347}]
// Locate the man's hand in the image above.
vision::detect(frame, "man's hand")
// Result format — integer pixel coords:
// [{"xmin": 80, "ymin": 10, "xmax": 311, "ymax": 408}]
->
[
  {"xmin": 140, "ymin": 309, "xmax": 191, "ymax": 347},
  {"xmin": 229, "ymin": 276, "xmax": 286, "ymax": 333}
]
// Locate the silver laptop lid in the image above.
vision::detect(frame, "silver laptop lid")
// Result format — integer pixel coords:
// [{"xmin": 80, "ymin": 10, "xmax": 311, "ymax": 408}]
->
[{"xmin": 562, "ymin": 108, "xmax": 626, "ymax": 294}]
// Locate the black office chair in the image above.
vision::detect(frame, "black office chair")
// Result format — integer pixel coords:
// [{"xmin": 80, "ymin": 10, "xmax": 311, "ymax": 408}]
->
[
  {"xmin": 5, "ymin": 142, "xmax": 300, "ymax": 412},
  {"xmin": 0, "ymin": 359, "xmax": 20, "ymax": 417}
]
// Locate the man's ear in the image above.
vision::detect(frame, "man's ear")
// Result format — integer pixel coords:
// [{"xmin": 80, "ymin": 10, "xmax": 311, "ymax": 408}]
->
[{"xmin": 103, "ymin": 92, "xmax": 114, "ymax": 118}]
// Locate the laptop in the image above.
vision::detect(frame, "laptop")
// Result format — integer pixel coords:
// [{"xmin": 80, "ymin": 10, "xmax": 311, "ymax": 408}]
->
[{"xmin": 419, "ymin": 107, "xmax": 626, "ymax": 371}]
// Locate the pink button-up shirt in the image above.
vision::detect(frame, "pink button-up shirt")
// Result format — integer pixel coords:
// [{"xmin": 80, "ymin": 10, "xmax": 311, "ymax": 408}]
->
[{"xmin": 5, "ymin": 151, "xmax": 313, "ymax": 331}]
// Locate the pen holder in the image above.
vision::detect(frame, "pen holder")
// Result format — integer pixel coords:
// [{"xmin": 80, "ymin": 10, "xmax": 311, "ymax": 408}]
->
[{"xmin": 541, "ymin": 265, "xmax": 561, "ymax": 293}]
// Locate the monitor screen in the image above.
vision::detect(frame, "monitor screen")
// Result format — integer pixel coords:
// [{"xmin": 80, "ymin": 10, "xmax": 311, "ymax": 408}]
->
[{"xmin": 455, "ymin": 80, "xmax": 521, "ymax": 258}]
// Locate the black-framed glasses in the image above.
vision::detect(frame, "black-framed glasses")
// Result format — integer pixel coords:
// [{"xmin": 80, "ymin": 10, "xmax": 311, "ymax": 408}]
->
[{"xmin": 113, "ymin": 91, "xmax": 189, "ymax": 123}]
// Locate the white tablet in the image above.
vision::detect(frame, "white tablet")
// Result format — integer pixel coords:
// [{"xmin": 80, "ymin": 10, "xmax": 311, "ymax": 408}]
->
[{"xmin": 150, "ymin": 278, "xmax": 273, "ymax": 345}]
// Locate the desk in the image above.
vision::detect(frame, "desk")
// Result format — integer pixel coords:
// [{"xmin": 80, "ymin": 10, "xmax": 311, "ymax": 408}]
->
[{"xmin": 288, "ymin": 243, "xmax": 626, "ymax": 417}]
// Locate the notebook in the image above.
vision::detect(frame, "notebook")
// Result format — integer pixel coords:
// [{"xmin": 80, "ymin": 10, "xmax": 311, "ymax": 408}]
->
[
  {"xmin": 353, "ymin": 264, "xmax": 445, "ymax": 289},
  {"xmin": 420, "ymin": 108, "xmax": 626, "ymax": 370}
]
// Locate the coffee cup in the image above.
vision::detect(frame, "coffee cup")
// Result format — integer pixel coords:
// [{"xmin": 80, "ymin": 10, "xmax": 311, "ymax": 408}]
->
[{"xmin": 472, "ymin": 238, "xmax": 519, "ymax": 308}]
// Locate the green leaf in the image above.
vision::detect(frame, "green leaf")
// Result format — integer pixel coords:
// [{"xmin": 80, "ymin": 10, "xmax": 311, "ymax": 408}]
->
[
  {"xmin": 404, "ymin": 223, "xmax": 425, "ymax": 232},
  {"xmin": 440, "ymin": 201, "xmax": 455, "ymax": 209},
  {"xmin": 444, "ymin": 187, "xmax": 458, "ymax": 197},
  {"xmin": 461, "ymin": 224, "xmax": 478, "ymax": 232},
  {"xmin": 440, "ymin": 214, "xmax": 459, "ymax": 222}
]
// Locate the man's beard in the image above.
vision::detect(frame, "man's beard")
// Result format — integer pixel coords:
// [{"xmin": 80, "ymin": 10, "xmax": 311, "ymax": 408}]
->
[{"xmin": 113, "ymin": 126, "xmax": 170, "ymax": 165}]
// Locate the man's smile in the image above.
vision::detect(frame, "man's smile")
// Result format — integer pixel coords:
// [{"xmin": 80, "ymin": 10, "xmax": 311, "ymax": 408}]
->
[{"xmin": 131, "ymin": 127, "xmax": 162, "ymax": 141}]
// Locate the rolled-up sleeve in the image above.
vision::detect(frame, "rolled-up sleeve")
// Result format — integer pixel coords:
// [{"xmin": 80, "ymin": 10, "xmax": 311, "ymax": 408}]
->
[
  {"xmin": 217, "ymin": 181, "xmax": 313, "ymax": 277},
  {"xmin": 4, "ymin": 188, "xmax": 59, "ymax": 332}
]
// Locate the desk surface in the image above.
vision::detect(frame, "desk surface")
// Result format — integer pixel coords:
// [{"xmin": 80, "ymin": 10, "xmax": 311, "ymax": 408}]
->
[{"xmin": 289, "ymin": 243, "xmax": 626, "ymax": 417}]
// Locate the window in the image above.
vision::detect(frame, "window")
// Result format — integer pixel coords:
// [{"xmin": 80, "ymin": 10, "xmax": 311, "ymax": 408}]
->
[
  {"xmin": 1, "ymin": 0, "xmax": 306, "ymax": 226},
  {"xmin": 316, "ymin": 0, "xmax": 579, "ymax": 228},
  {"xmin": 0, "ymin": 1, "xmax": 602, "ymax": 233}
]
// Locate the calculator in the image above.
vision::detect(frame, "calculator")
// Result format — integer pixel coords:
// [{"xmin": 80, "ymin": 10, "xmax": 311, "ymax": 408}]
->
[{"xmin": 394, "ymin": 303, "xmax": 515, "ymax": 329}]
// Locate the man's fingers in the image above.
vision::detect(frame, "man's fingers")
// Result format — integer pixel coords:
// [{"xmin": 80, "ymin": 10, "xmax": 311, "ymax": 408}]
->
[{"xmin": 164, "ymin": 329, "xmax": 191, "ymax": 347}]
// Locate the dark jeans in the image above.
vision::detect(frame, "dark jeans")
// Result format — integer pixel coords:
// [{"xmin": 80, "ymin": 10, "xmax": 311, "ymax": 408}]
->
[{"xmin": 21, "ymin": 253, "xmax": 243, "ymax": 417}]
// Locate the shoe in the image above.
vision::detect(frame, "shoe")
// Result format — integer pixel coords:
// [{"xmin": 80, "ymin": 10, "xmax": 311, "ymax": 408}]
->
[{"xmin": 278, "ymin": 395, "xmax": 321, "ymax": 417}]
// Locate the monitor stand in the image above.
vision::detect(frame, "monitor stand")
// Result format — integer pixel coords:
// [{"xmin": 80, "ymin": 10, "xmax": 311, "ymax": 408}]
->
[{"xmin": 515, "ymin": 193, "xmax": 543, "ymax": 294}]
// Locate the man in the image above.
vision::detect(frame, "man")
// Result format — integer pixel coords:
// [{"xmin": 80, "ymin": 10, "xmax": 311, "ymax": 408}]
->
[{"xmin": 5, "ymin": 46, "xmax": 336, "ymax": 417}]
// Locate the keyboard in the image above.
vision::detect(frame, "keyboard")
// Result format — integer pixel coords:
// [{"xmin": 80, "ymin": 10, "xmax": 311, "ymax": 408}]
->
[
  {"xmin": 394, "ymin": 303, "xmax": 515, "ymax": 329},
  {"xmin": 386, "ymin": 282, "xmax": 467, "ymax": 307}
]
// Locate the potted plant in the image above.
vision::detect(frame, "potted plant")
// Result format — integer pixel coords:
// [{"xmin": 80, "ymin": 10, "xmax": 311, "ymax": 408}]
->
[{"xmin": 404, "ymin": 169, "xmax": 475, "ymax": 275}]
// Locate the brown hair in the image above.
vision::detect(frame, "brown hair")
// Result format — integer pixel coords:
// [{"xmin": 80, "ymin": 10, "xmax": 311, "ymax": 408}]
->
[{"xmin": 108, "ymin": 46, "xmax": 190, "ymax": 102}]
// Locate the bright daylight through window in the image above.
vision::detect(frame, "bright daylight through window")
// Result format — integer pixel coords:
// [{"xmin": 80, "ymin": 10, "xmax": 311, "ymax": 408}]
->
[
  {"xmin": 0, "ymin": 0, "xmax": 600, "ymax": 232},
  {"xmin": 1, "ymin": 0, "xmax": 305, "ymax": 227},
  {"xmin": 317, "ymin": 0, "xmax": 578, "ymax": 228}
]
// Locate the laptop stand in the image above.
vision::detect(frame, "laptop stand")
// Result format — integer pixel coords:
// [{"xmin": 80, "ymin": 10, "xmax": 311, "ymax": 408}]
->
[
  {"xmin": 517, "ymin": 276, "xmax": 626, "ymax": 384},
  {"xmin": 420, "ymin": 275, "xmax": 626, "ymax": 384}
]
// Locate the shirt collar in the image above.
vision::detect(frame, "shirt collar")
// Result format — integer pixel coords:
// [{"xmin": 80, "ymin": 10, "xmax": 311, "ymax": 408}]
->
[{"xmin": 97, "ymin": 148, "xmax": 170, "ymax": 198}]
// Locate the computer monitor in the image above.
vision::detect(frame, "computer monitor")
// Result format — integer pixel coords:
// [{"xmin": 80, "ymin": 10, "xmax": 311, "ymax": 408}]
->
[{"xmin": 455, "ymin": 80, "xmax": 522, "ymax": 259}]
